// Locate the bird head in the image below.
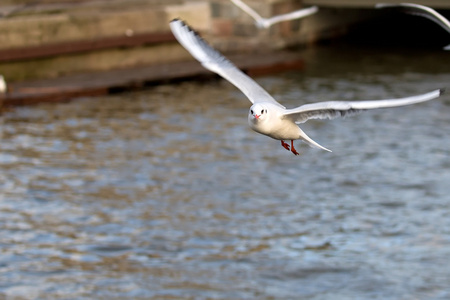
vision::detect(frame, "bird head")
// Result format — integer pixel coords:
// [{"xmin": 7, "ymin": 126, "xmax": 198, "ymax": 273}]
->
[{"xmin": 248, "ymin": 104, "xmax": 268, "ymax": 123}]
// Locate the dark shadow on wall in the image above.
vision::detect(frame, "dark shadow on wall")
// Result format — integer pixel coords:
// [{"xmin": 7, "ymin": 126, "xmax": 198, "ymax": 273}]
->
[{"xmin": 343, "ymin": 9, "xmax": 450, "ymax": 49}]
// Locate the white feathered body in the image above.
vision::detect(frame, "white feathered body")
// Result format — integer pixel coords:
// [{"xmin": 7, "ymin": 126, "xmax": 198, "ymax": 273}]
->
[
  {"xmin": 248, "ymin": 103, "xmax": 300, "ymax": 140},
  {"xmin": 247, "ymin": 103, "xmax": 333, "ymax": 151}
]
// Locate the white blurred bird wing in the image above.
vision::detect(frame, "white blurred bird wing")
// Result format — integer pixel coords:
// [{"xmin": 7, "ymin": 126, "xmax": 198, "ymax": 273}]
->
[
  {"xmin": 230, "ymin": 0, "xmax": 266, "ymax": 26},
  {"xmin": 283, "ymin": 89, "xmax": 443, "ymax": 123},
  {"xmin": 169, "ymin": 19, "xmax": 285, "ymax": 109},
  {"xmin": 230, "ymin": 0, "xmax": 318, "ymax": 28},
  {"xmin": 263, "ymin": 6, "xmax": 318, "ymax": 28},
  {"xmin": 376, "ymin": 3, "xmax": 450, "ymax": 49}
]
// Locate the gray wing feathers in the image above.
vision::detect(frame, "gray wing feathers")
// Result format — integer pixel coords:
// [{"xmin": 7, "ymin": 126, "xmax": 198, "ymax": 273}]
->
[
  {"xmin": 289, "ymin": 105, "xmax": 363, "ymax": 123},
  {"xmin": 169, "ymin": 19, "xmax": 284, "ymax": 108},
  {"xmin": 284, "ymin": 89, "xmax": 443, "ymax": 123}
]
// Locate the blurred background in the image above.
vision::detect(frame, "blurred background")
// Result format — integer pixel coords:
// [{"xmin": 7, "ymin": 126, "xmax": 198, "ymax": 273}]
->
[{"xmin": 1, "ymin": 0, "xmax": 450, "ymax": 299}]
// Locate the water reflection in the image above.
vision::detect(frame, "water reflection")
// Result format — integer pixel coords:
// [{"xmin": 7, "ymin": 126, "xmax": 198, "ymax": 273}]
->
[{"xmin": 1, "ymin": 44, "xmax": 450, "ymax": 299}]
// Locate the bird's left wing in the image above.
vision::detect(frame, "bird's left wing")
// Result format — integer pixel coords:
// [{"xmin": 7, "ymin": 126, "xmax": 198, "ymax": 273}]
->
[
  {"xmin": 283, "ymin": 89, "xmax": 443, "ymax": 124},
  {"xmin": 169, "ymin": 19, "xmax": 285, "ymax": 108}
]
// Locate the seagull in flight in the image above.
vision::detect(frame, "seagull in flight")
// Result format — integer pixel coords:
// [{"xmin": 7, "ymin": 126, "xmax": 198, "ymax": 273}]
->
[
  {"xmin": 230, "ymin": 0, "xmax": 318, "ymax": 29},
  {"xmin": 169, "ymin": 19, "xmax": 444, "ymax": 155},
  {"xmin": 376, "ymin": 3, "xmax": 450, "ymax": 50}
]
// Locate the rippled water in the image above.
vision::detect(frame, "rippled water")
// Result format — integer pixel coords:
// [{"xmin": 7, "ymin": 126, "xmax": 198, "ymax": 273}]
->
[{"xmin": 1, "ymin": 44, "xmax": 450, "ymax": 299}]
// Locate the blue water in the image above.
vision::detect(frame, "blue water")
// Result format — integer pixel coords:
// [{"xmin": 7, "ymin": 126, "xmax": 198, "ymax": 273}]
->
[{"xmin": 1, "ymin": 44, "xmax": 450, "ymax": 299}]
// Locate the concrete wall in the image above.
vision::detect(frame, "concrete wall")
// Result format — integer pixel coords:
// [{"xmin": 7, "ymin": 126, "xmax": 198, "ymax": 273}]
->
[
  {"xmin": 0, "ymin": 0, "xmax": 211, "ymax": 81},
  {"xmin": 0, "ymin": 0, "xmax": 380, "ymax": 82}
]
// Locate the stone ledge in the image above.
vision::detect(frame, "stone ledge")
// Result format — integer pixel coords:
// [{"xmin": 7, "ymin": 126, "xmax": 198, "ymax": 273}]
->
[{"xmin": 1, "ymin": 50, "xmax": 305, "ymax": 106}]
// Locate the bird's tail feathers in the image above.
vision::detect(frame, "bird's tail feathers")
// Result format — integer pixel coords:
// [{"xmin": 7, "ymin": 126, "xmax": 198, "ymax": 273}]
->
[{"xmin": 298, "ymin": 128, "xmax": 332, "ymax": 152}]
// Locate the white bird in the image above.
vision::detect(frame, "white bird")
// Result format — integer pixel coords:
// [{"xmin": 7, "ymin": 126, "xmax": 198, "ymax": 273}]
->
[
  {"xmin": 230, "ymin": 0, "xmax": 318, "ymax": 29},
  {"xmin": 169, "ymin": 19, "xmax": 444, "ymax": 155},
  {"xmin": 376, "ymin": 3, "xmax": 450, "ymax": 50},
  {"xmin": 0, "ymin": 75, "xmax": 6, "ymax": 94}
]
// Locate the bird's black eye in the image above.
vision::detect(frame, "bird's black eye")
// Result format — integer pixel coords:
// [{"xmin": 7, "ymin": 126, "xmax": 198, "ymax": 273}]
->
[
  {"xmin": 261, "ymin": 109, "xmax": 264, "ymax": 114},
  {"xmin": 250, "ymin": 110, "xmax": 253, "ymax": 114}
]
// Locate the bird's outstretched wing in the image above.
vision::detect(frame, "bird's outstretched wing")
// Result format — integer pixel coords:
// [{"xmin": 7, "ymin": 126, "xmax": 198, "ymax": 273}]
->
[
  {"xmin": 169, "ymin": 19, "xmax": 285, "ymax": 108},
  {"xmin": 376, "ymin": 3, "xmax": 450, "ymax": 49},
  {"xmin": 265, "ymin": 6, "xmax": 318, "ymax": 28},
  {"xmin": 230, "ymin": 0, "xmax": 318, "ymax": 29},
  {"xmin": 283, "ymin": 89, "xmax": 444, "ymax": 124}
]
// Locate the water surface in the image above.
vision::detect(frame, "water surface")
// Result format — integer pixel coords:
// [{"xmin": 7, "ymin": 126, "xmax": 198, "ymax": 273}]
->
[{"xmin": 1, "ymin": 44, "xmax": 450, "ymax": 299}]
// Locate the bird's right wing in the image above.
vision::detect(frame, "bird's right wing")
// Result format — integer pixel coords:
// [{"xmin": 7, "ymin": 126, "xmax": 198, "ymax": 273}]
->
[{"xmin": 169, "ymin": 19, "xmax": 285, "ymax": 108}]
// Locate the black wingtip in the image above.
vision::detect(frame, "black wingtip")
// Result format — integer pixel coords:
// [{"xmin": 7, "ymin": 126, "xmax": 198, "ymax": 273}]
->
[
  {"xmin": 170, "ymin": 18, "xmax": 195, "ymax": 31},
  {"xmin": 171, "ymin": 18, "xmax": 190, "ymax": 28},
  {"xmin": 440, "ymin": 88, "xmax": 446, "ymax": 96},
  {"xmin": 171, "ymin": 18, "xmax": 182, "ymax": 24}
]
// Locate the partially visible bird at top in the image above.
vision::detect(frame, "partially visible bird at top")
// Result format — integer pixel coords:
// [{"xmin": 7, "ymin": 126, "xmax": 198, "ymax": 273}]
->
[
  {"xmin": 230, "ymin": 0, "xmax": 318, "ymax": 29},
  {"xmin": 376, "ymin": 3, "xmax": 450, "ymax": 50},
  {"xmin": 169, "ymin": 19, "xmax": 444, "ymax": 156}
]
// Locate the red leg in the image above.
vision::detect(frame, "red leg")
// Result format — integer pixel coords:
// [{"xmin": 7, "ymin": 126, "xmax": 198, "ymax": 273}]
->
[
  {"xmin": 281, "ymin": 140, "xmax": 290, "ymax": 151},
  {"xmin": 290, "ymin": 140, "xmax": 300, "ymax": 155}
]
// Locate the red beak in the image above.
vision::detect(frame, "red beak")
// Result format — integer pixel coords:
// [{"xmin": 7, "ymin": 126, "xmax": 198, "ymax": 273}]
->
[{"xmin": 255, "ymin": 114, "xmax": 260, "ymax": 119}]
